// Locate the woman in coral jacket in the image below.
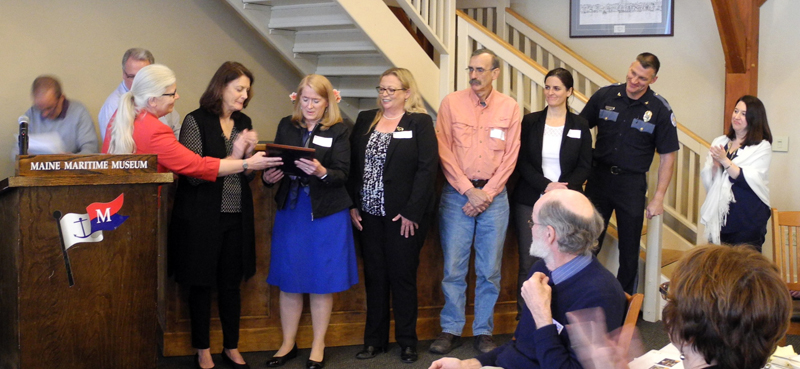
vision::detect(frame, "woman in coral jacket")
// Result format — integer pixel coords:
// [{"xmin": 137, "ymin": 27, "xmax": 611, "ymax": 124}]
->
[{"xmin": 103, "ymin": 63, "xmax": 277, "ymax": 369}]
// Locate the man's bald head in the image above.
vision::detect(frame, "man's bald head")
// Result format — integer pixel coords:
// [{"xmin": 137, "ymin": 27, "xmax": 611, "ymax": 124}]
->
[
  {"xmin": 534, "ymin": 189, "xmax": 604, "ymax": 256},
  {"xmin": 31, "ymin": 75, "xmax": 65, "ymax": 120}
]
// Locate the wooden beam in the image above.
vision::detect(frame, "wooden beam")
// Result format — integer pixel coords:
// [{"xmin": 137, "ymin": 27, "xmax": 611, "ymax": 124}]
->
[
  {"xmin": 711, "ymin": 0, "xmax": 766, "ymax": 132},
  {"xmin": 711, "ymin": 0, "xmax": 747, "ymax": 73}
]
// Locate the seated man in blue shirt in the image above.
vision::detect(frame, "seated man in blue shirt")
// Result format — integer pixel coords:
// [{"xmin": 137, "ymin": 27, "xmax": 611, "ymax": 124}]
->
[
  {"xmin": 18, "ymin": 75, "xmax": 98, "ymax": 155},
  {"xmin": 429, "ymin": 189, "xmax": 626, "ymax": 369}
]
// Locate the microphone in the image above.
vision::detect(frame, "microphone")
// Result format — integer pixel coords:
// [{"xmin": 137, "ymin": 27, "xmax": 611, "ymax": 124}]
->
[{"xmin": 18, "ymin": 115, "xmax": 29, "ymax": 155}]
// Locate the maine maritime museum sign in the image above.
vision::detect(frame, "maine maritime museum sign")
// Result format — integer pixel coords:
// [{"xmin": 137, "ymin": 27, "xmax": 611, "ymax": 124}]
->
[{"xmin": 16, "ymin": 154, "xmax": 157, "ymax": 176}]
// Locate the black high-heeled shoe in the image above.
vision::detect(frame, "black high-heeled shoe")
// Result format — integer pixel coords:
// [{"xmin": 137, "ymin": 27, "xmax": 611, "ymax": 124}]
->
[
  {"xmin": 266, "ymin": 344, "xmax": 298, "ymax": 367},
  {"xmin": 195, "ymin": 353, "xmax": 215, "ymax": 369},
  {"xmin": 305, "ymin": 357, "xmax": 325, "ymax": 369},
  {"xmin": 222, "ymin": 349, "xmax": 250, "ymax": 369}
]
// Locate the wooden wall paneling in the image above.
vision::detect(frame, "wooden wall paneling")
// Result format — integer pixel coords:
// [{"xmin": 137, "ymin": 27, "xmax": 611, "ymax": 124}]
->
[{"xmin": 160, "ymin": 171, "xmax": 521, "ymax": 356}]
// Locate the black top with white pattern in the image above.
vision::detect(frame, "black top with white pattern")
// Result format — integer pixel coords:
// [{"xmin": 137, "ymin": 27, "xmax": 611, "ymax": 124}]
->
[
  {"xmin": 179, "ymin": 115, "xmax": 244, "ymax": 213},
  {"xmin": 360, "ymin": 130, "xmax": 392, "ymax": 216}
]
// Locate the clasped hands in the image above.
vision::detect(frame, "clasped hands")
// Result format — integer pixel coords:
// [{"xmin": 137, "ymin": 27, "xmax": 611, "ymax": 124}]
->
[
  {"xmin": 350, "ymin": 209, "xmax": 419, "ymax": 238},
  {"xmin": 708, "ymin": 144, "xmax": 732, "ymax": 169},
  {"xmin": 462, "ymin": 187, "xmax": 493, "ymax": 217},
  {"xmin": 231, "ymin": 129, "xmax": 282, "ymax": 171}
]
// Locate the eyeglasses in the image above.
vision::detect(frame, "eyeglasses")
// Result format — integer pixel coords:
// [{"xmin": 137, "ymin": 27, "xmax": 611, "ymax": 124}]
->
[
  {"xmin": 375, "ymin": 87, "xmax": 407, "ymax": 95},
  {"xmin": 465, "ymin": 67, "xmax": 498, "ymax": 74},
  {"xmin": 162, "ymin": 89, "xmax": 178, "ymax": 98},
  {"xmin": 527, "ymin": 219, "xmax": 548, "ymax": 229},
  {"xmin": 659, "ymin": 281, "xmax": 670, "ymax": 300}
]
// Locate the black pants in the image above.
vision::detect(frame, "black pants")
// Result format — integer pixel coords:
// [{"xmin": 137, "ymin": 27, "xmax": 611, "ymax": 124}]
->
[
  {"xmin": 188, "ymin": 213, "xmax": 244, "ymax": 350},
  {"xmin": 358, "ymin": 211, "xmax": 429, "ymax": 349},
  {"xmin": 585, "ymin": 169, "xmax": 647, "ymax": 294},
  {"xmin": 512, "ymin": 202, "xmax": 540, "ymax": 314}
]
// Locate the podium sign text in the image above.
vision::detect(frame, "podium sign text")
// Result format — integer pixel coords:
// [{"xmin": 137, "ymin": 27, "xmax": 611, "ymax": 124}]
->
[{"xmin": 16, "ymin": 154, "xmax": 157, "ymax": 176}]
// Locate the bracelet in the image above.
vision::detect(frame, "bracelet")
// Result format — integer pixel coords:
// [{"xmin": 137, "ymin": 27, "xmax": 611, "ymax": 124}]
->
[
  {"xmin": 723, "ymin": 163, "xmax": 731, "ymax": 170},
  {"xmin": 320, "ymin": 173, "xmax": 328, "ymax": 180}
]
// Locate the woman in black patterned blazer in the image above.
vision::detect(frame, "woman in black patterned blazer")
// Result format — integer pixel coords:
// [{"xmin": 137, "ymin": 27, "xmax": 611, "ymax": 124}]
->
[
  {"xmin": 347, "ymin": 68, "xmax": 438, "ymax": 364},
  {"xmin": 512, "ymin": 68, "xmax": 592, "ymax": 315}
]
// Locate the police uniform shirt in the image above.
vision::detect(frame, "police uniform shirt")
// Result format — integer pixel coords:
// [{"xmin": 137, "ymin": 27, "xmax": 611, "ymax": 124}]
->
[{"xmin": 580, "ymin": 83, "xmax": 679, "ymax": 174}]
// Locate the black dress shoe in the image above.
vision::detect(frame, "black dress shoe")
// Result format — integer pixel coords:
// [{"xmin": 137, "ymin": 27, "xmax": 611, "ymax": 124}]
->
[
  {"xmin": 266, "ymin": 344, "xmax": 298, "ymax": 367},
  {"xmin": 355, "ymin": 345, "xmax": 385, "ymax": 359},
  {"xmin": 222, "ymin": 350, "xmax": 250, "ymax": 369},
  {"xmin": 195, "ymin": 353, "xmax": 215, "ymax": 369},
  {"xmin": 306, "ymin": 358, "xmax": 325, "ymax": 369},
  {"xmin": 400, "ymin": 346, "xmax": 418, "ymax": 363}
]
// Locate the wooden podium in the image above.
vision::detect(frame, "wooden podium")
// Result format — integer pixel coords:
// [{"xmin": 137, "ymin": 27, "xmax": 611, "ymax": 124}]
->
[{"xmin": 0, "ymin": 155, "xmax": 173, "ymax": 369}]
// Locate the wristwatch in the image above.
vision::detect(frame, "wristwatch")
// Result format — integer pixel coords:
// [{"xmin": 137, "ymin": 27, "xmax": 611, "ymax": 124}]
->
[{"xmin": 242, "ymin": 160, "xmax": 248, "ymax": 170}]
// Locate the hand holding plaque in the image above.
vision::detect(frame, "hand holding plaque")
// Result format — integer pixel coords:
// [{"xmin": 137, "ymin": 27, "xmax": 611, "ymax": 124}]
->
[{"xmin": 264, "ymin": 143, "xmax": 316, "ymax": 177}]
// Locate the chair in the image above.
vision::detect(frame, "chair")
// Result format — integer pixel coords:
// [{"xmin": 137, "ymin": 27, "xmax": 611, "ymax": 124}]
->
[
  {"xmin": 771, "ymin": 208, "xmax": 800, "ymax": 336},
  {"xmin": 618, "ymin": 293, "xmax": 644, "ymax": 356}
]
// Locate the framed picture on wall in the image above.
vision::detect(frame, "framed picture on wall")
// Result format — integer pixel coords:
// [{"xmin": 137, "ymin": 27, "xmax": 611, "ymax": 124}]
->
[{"xmin": 569, "ymin": 0, "xmax": 674, "ymax": 38}]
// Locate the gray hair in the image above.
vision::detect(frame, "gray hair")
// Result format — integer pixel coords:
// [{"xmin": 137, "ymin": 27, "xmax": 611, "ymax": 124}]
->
[
  {"xmin": 32, "ymin": 75, "xmax": 62, "ymax": 97},
  {"xmin": 107, "ymin": 64, "xmax": 175, "ymax": 154},
  {"xmin": 471, "ymin": 48, "xmax": 500, "ymax": 70},
  {"xmin": 122, "ymin": 48, "xmax": 154, "ymax": 69},
  {"xmin": 538, "ymin": 199, "xmax": 604, "ymax": 255}
]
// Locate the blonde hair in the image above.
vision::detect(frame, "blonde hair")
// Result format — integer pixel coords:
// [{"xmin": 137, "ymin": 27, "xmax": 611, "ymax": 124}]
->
[
  {"xmin": 107, "ymin": 64, "xmax": 175, "ymax": 154},
  {"xmin": 369, "ymin": 68, "xmax": 427, "ymax": 132},
  {"xmin": 290, "ymin": 74, "xmax": 342, "ymax": 130}
]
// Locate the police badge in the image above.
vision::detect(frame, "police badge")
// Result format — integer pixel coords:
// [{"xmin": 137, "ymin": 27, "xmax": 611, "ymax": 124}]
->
[{"xmin": 643, "ymin": 111, "xmax": 652, "ymax": 122}]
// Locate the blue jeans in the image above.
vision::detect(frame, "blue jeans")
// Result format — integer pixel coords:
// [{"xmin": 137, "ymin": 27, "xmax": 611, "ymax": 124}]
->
[{"xmin": 438, "ymin": 183, "xmax": 509, "ymax": 336}]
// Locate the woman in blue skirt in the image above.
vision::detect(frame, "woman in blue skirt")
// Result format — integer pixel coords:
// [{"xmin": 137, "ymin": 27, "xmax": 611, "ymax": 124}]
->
[{"xmin": 262, "ymin": 74, "xmax": 357, "ymax": 369}]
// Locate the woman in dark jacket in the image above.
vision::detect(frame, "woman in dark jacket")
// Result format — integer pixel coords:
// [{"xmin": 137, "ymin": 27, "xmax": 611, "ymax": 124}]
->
[
  {"xmin": 262, "ymin": 74, "xmax": 357, "ymax": 369},
  {"xmin": 512, "ymin": 68, "xmax": 592, "ymax": 314},
  {"xmin": 347, "ymin": 68, "xmax": 438, "ymax": 364},
  {"xmin": 169, "ymin": 61, "xmax": 265, "ymax": 369}
]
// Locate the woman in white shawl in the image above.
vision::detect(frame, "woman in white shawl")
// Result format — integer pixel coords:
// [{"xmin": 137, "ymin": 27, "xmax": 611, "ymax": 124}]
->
[{"xmin": 700, "ymin": 95, "xmax": 773, "ymax": 251}]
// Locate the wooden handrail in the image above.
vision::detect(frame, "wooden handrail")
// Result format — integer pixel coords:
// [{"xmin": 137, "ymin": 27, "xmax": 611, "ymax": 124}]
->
[
  {"xmin": 501, "ymin": 7, "xmax": 710, "ymax": 148},
  {"xmin": 678, "ymin": 124, "xmax": 711, "ymax": 148},
  {"xmin": 456, "ymin": 10, "xmax": 548, "ymax": 77},
  {"xmin": 505, "ymin": 7, "xmax": 617, "ymax": 84}
]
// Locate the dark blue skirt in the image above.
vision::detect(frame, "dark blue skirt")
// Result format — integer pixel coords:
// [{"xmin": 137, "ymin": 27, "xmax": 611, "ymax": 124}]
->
[{"xmin": 267, "ymin": 190, "xmax": 358, "ymax": 294}]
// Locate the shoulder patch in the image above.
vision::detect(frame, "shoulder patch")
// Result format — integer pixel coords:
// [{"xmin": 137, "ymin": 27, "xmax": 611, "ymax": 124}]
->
[
  {"xmin": 670, "ymin": 113, "xmax": 677, "ymax": 127},
  {"xmin": 653, "ymin": 93, "xmax": 673, "ymax": 111}
]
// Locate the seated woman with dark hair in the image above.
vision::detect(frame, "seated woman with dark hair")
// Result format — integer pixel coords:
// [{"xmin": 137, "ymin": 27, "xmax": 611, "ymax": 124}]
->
[{"xmin": 569, "ymin": 244, "xmax": 791, "ymax": 369}]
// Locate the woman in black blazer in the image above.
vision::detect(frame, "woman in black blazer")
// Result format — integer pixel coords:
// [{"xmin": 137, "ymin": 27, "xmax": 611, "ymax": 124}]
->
[
  {"xmin": 512, "ymin": 68, "xmax": 592, "ymax": 314},
  {"xmin": 347, "ymin": 68, "xmax": 438, "ymax": 363},
  {"xmin": 262, "ymin": 74, "xmax": 357, "ymax": 369}
]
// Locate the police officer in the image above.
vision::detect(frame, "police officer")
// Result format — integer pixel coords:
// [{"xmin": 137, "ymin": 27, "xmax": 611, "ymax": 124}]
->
[{"xmin": 579, "ymin": 52, "xmax": 679, "ymax": 294}]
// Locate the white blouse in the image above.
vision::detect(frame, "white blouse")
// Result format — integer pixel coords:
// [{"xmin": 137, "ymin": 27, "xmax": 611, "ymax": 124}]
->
[{"xmin": 541, "ymin": 124, "xmax": 565, "ymax": 183}]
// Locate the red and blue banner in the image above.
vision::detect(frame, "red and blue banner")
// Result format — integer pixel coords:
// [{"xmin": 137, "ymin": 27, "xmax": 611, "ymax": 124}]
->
[{"xmin": 86, "ymin": 194, "xmax": 129, "ymax": 233}]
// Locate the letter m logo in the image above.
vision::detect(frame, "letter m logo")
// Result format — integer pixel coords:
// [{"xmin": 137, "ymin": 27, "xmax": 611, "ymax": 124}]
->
[{"xmin": 95, "ymin": 208, "xmax": 112, "ymax": 223}]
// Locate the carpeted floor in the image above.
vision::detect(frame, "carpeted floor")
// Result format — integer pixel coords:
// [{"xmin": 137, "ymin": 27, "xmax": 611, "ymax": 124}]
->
[{"xmin": 159, "ymin": 317, "xmax": 800, "ymax": 368}]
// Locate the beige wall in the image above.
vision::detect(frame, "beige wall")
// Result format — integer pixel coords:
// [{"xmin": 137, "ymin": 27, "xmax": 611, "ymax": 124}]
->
[
  {"xmin": 509, "ymin": 0, "xmax": 726, "ymax": 144},
  {"xmin": 760, "ymin": 0, "xmax": 800, "ymax": 212},
  {"xmin": 0, "ymin": 0, "xmax": 300, "ymax": 179}
]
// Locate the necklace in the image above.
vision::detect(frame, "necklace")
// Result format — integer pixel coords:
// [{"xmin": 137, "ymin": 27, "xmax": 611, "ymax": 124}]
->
[{"xmin": 383, "ymin": 112, "xmax": 404, "ymax": 120}]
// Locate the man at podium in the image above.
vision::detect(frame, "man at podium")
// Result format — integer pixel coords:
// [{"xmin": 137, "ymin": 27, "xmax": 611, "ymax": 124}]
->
[{"xmin": 15, "ymin": 75, "xmax": 98, "ymax": 155}]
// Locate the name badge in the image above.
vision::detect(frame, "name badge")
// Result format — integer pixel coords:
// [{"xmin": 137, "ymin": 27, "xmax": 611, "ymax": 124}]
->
[
  {"xmin": 393, "ymin": 131, "xmax": 413, "ymax": 139},
  {"xmin": 490, "ymin": 128, "xmax": 506, "ymax": 141},
  {"xmin": 312, "ymin": 135, "xmax": 332, "ymax": 147},
  {"xmin": 567, "ymin": 129, "xmax": 581, "ymax": 139}
]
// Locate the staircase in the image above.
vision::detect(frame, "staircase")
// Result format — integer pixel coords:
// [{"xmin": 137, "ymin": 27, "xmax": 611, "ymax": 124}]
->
[
  {"xmin": 223, "ymin": 0, "xmax": 453, "ymax": 120},
  {"xmin": 225, "ymin": 0, "xmax": 710, "ymax": 322},
  {"xmin": 459, "ymin": 4, "xmax": 711, "ymax": 321}
]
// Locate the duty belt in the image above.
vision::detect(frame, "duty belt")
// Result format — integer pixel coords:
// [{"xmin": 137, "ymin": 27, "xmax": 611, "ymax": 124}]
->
[{"xmin": 594, "ymin": 162, "xmax": 636, "ymax": 175}]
